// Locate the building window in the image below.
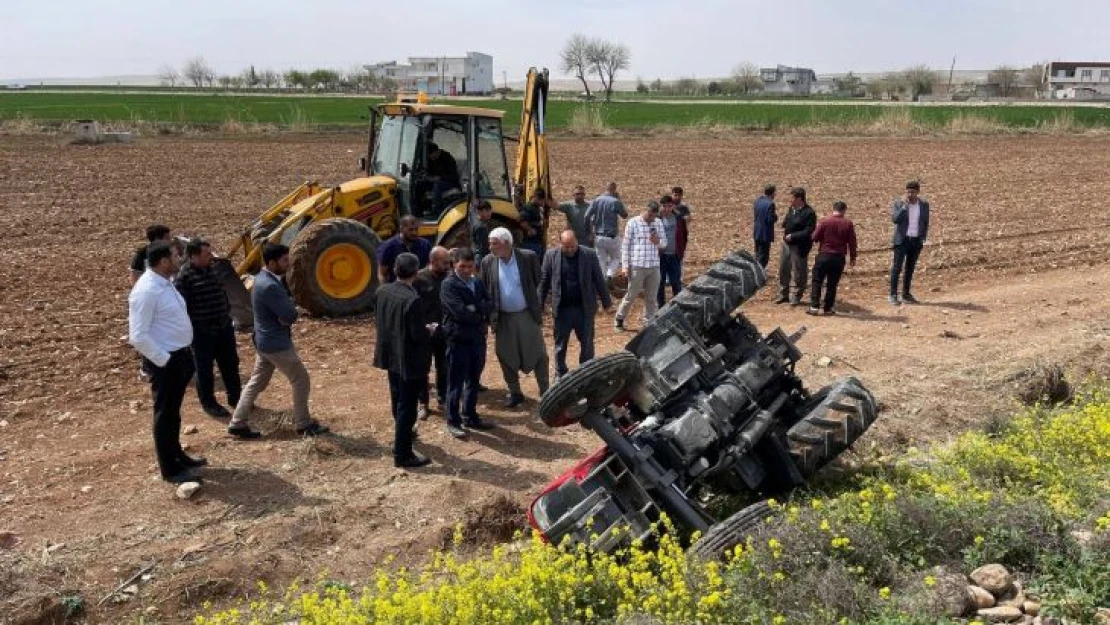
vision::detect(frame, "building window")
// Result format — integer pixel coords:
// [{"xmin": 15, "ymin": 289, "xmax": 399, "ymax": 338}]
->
[
  {"xmin": 1081, "ymin": 69, "xmax": 1092, "ymax": 80},
  {"xmin": 1102, "ymin": 69, "xmax": 1110, "ymax": 82}
]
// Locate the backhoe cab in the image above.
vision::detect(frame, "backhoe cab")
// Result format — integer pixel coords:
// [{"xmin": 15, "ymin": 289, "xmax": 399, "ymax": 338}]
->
[{"xmin": 218, "ymin": 69, "xmax": 551, "ymax": 322}]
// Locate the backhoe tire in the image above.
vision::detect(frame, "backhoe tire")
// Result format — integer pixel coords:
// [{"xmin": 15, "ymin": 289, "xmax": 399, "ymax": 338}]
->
[
  {"xmin": 287, "ymin": 218, "xmax": 380, "ymax": 317},
  {"xmin": 688, "ymin": 500, "xmax": 775, "ymax": 561},
  {"xmin": 538, "ymin": 352, "xmax": 641, "ymax": 428},
  {"xmin": 786, "ymin": 377, "xmax": 878, "ymax": 477},
  {"xmin": 665, "ymin": 250, "xmax": 765, "ymax": 334}
]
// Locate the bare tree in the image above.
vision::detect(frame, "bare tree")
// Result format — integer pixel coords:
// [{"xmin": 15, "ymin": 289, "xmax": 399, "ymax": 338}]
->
[
  {"xmin": 730, "ymin": 62, "xmax": 762, "ymax": 95},
  {"xmin": 217, "ymin": 75, "xmax": 233, "ymax": 90},
  {"xmin": 902, "ymin": 65, "xmax": 937, "ymax": 100},
  {"xmin": 183, "ymin": 57, "xmax": 213, "ymax": 89},
  {"xmin": 157, "ymin": 64, "xmax": 180, "ymax": 88},
  {"xmin": 988, "ymin": 65, "xmax": 1020, "ymax": 97},
  {"xmin": 1024, "ymin": 63, "xmax": 1047, "ymax": 94},
  {"xmin": 587, "ymin": 40, "xmax": 630, "ymax": 102},
  {"xmin": 259, "ymin": 69, "xmax": 280, "ymax": 90},
  {"xmin": 560, "ymin": 34, "xmax": 595, "ymax": 98}
]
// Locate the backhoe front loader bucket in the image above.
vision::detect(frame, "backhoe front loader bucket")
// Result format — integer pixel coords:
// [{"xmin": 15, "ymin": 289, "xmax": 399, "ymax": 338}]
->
[{"xmin": 212, "ymin": 257, "xmax": 254, "ymax": 331}]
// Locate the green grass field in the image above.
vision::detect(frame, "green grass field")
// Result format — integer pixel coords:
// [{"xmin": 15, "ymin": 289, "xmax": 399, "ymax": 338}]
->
[{"xmin": 2, "ymin": 91, "xmax": 1109, "ymax": 131}]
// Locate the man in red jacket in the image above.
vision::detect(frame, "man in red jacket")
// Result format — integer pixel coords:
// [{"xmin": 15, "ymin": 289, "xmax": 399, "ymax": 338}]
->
[{"xmin": 807, "ymin": 201, "xmax": 858, "ymax": 316}]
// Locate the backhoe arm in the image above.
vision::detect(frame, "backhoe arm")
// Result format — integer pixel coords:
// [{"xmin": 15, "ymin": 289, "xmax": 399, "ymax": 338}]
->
[{"xmin": 512, "ymin": 68, "xmax": 553, "ymax": 234}]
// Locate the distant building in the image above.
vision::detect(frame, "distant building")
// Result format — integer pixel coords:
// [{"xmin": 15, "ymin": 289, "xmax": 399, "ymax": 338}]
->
[
  {"xmin": 760, "ymin": 65, "xmax": 817, "ymax": 96},
  {"xmin": 1043, "ymin": 61, "xmax": 1110, "ymax": 99},
  {"xmin": 366, "ymin": 52, "xmax": 493, "ymax": 95}
]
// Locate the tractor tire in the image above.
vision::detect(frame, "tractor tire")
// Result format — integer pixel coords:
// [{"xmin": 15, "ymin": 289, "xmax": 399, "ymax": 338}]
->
[
  {"xmin": 538, "ymin": 352, "xmax": 641, "ymax": 428},
  {"xmin": 688, "ymin": 500, "xmax": 775, "ymax": 561},
  {"xmin": 666, "ymin": 250, "xmax": 765, "ymax": 334},
  {"xmin": 786, "ymin": 377, "xmax": 878, "ymax": 477},
  {"xmin": 287, "ymin": 218, "xmax": 380, "ymax": 316}
]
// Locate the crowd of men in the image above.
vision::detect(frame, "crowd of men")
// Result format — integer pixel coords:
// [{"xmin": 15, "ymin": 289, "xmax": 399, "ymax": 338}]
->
[{"xmin": 128, "ymin": 179, "xmax": 929, "ymax": 484}]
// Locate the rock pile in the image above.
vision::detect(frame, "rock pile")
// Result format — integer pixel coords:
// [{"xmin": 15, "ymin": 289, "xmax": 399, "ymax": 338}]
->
[{"xmin": 966, "ymin": 563, "xmax": 1044, "ymax": 623}]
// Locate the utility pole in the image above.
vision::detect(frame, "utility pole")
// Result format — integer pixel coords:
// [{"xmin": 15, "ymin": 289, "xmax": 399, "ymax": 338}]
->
[
  {"xmin": 947, "ymin": 55, "xmax": 956, "ymax": 97},
  {"xmin": 502, "ymin": 70, "xmax": 508, "ymax": 90}
]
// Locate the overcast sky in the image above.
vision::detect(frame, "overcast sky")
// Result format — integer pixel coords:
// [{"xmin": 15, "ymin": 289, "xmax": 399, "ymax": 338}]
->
[{"xmin": 2, "ymin": 0, "xmax": 1108, "ymax": 80}]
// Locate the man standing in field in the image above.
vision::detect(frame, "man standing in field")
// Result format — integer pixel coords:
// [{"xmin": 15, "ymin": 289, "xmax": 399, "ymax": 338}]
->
[
  {"xmin": 889, "ymin": 180, "xmax": 931, "ymax": 306},
  {"xmin": 655, "ymin": 196, "xmax": 683, "ymax": 308},
  {"xmin": 414, "ymin": 246, "xmax": 452, "ymax": 419},
  {"xmin": 614, "ymin": 201, "xmax": 667, "ymax": 331},
  {"xmin": 129, "ymin": 224, "xmax": 173, "ymax": 286},
  {"xmin": 807, "ymin": 201, "xmax": 858, "ymax": 316},
  {"xmin": 377, "ymin": 215, "xmax": 432, "ymax": 284},
  {"xmin": 584, "ymin": 182, "xmax": 628, "ymax": 290},
  {"xmin": 539, "ymin": 230, "xmax": 611, "ymax": 379},
  {"xmin": 441, "ymin": 247, "xmax": 494, "ymax": 438},
  {"xmin": 557, "ymin": 185, "xmax": 594, "ymax": 246},
  {"xmin": 752, "ymin": 185, "xmax": 778, "ymax": 269},
  {"xmin": 670, "ymin": 185, "xmax": 692, "ymax": 275},
  {"xmin": 776, "ymin": 188, "xmax": 817, "ymax": 306}
]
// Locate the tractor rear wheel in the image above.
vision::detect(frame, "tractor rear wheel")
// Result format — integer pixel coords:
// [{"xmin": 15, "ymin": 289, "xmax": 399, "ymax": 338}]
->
[
  {"xmin": 538, "ymin": 352, "xmax": 640, "ymax": 428},
  {"xmin": 287, "ymin": 218, "xmax": 380, "ymax": 316},
  {"xmin": 786, "ymin": 377, "xmax": 878, "ymax": 477},
  {"xmin": 666, "ymin": 250, "xmax": 764, "ymax": 334},
  {"xmin": 688, "ymin": 500, "xmax": 775, "ymax": 561}
]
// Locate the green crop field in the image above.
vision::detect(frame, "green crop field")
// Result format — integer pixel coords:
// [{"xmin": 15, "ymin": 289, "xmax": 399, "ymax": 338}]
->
[{"xmin": 2, "ymin": 91, "xmax": 1109, "ymax": 131}]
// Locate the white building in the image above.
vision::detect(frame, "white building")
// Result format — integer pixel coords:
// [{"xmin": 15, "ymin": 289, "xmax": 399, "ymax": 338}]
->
[
  {"xmin": 760, "ymin": 65, "xmax": 817, "ymax": 96},
  {"xmin": 1043, "ymin": 61, "xmax": 1110, "ymax": 99},
  {"xmin": 366, "ymin": 52, "xmax": 493, "ymax": 95}
]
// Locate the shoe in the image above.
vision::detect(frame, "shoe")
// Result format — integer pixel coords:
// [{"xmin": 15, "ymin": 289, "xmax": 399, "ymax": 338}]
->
[
  {"xmin": 465, "ymin": 418, "xmax": 496, "ymax": 431},
  {"xmin": 296, "ymin": 421, "xmax": 330, "ymax": 437},
  {"xmin": 614, "ymin": 318, "xmax": 626, "ymax": 332},
  {"xmin": 902, "ymin": 293, "xmax": 919, "ymax": 304},
  {"xmin": 888, "ymin": 295, "xmax": 901, "ymax": 306},
  {"xmin": 823, "ymin": 309, "xmax": 837, "ymax": 316},
  {"xmin": 180, "ymin": 455, "xmax": 208, "ymax": 468},
  {"xmin": 790, "ymin": 298, "xmax": 803, "ymax": 306},
  {"xmin": 163, "ymin": 470, "xmax": 202, "ymax": 484},
  {"xmin": 476, "ymin": 384, "xmax": 490, "ymax": 393},
  {"xmin": 202, "ymin": 403, "xmax": 232, "ymax": 419},
  {"xmin": 417, "ymin": 403, "xmax": 429, "ymax": 421},
  {"xmin": 504, "ymin": 393, "xmax": 525, "ymax": 408},
  {"xmin": 228, "ymin": 425, "xmax": 261, "ymax": 439},
  {"xmin": 446, "ymin": 424, "xmax": 468, "ymax": 439},
  {"xmin": 806, "ymin": 307, "xmax": 821, "ymax": 316},
  {"xmin": 774, "ymin": 296, "xmax": 790, "ymax": 305},
  {"xmin": 395, "ymin": 453, "xmax": 432, "ymax": 469}
]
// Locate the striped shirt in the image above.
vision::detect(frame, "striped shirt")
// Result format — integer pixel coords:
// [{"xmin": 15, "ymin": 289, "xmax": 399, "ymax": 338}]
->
[
  {"xmin": 621, "ymin": 216, "xmax": 666, "ymax": 269},
  {"xmin": 176, "ymin": 263, "xmax": 231, "ymax": 329}
]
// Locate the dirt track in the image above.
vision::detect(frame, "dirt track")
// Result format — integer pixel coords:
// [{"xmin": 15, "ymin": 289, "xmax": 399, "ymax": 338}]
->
[{"xmin": 2, "ymin": 133, "xmax": 1110, "ymax": 622}]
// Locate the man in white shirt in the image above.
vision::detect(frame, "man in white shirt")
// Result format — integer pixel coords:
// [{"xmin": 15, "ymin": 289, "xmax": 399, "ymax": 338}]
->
[
  {"xmin": 128, "ymin": 241, "xmax": 206, "ymax": 484},
  {"xmin": 614, "ymin": 200, "xmax": 667, "ymax": 331},
  {"xmin": 889, "ymin": 180, "xmax": 932, "ymax": 305}
]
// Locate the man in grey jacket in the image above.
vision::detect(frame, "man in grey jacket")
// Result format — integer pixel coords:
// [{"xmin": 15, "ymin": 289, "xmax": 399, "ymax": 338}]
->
[
  {"xmin": 889, "ymin": 180, "xmax": 931, "ymax": 305},
  {"xmin": 584, "ymin": 182, "xmax": 628, "ymax": 289},
  {"xmin": 539, "ymin": 230, "xmax": 612, "ymax": 378},
  {"xmin": 228, "ymin": 243, "xmax": 331, "ymax": 438}
]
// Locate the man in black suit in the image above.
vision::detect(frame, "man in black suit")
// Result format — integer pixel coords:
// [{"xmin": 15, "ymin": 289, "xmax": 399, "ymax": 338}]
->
[
  {"xmin": 441, "ymin": 247, "xmax": 495, "ymax": 438},
  {"xmin": 373, "ymin": 253, "xmax": 434, "ymax": 468},
  {"xmin": 889, "ymin": 180, "xmax": 932, "ymax": 306},
  {"xmin": 539, "ymin": 230, "xmax": 612, "ymax": 378}
]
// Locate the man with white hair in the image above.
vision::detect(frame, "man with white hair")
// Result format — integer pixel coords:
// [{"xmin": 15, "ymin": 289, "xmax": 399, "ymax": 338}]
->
[{"xmin": 480, "ymin": 226, "xmax": 549, "ymax": 408}]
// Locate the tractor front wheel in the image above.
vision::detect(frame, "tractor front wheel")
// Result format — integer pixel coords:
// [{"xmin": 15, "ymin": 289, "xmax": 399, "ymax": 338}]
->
[{"xmin": 288, "ymin": 218, "xmax": 380, "ymax": 316}]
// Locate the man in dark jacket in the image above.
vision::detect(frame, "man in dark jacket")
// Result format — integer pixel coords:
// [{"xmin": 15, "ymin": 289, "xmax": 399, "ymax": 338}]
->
[
  {"xmin": 889, "ymin": 180, "xmax": 931, "ymax": 306},
  {"xmin": 807, "ymin": 201, "xmax": 858, "ymax": 316},
  {"xmin": 414, "ymin": 246, "xmax": 451, "ymax": 419},
  {"xmin": 176, "ymin": 238, "xmax": 241, "ymax": 418},
  {"xmin": 441, "ymin": 247, "xmax": 495, "ymax": 438},
  {"xmin": 752, "ymin": 185, "xmax": 778, "ymax": 268},
  {"xmin": 539, "ymin": 230, "xmax": 612, "ymax": 378},
  {"xmin": 373, "ymin": 253, "xmax": 433, "ymax": 468},
  {"xmin": 776, "ymin": 187, "xmax": 817, "ymax": 306}
]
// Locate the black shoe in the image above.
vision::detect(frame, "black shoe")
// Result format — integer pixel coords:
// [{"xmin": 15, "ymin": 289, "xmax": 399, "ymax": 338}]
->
[
  {"xmin": 180, "ymin": 455, "xmax": 208, "ymax": 468},
  {"xmin": 476, "ymin": 384, "xmax": 490, "ymax": 393},
  {"xmin": 163, "ymin": 470, "xmax": 202, "ymax": 484},
  {"xmin": 395, "ymin": 453, "xmax": 431, "ymax": 469},
  {"xmin": 503, "ymin": 393, "xmax": 525, "ymax": 408},
  {"xmin": 202, "ymin": 403, "xmax": 232, "ymax": 419},
  {"xmin": 888, "ymin": 295, "xmax": 901, "ymax": 306},
  {"xmin": 902, "ymin": 293, "xmax": 919, "ymax": 304},
  {"xmin": 228, "ymin": 425, "xmax": 262, "ymax": 439},
  {"xmin": 296, "ymin": 421, "xmax": 330, "ymax": 437},
  {"xmin": 774, "ymin": 296, "xmax": 790, "ymax": 305},
  {"xmin": 823, "ymin": 309, "xmax": 837, "ymax": 316},
  {"xmin": 614, "ymin": 318, "xmax": 626, "ymax": 332},
  {"xmin": 465, "ymin": 418, "xmax": 496, "ymax": 431},
  {"xmin": 790, "ymin": 297, "xmax": 803, "ymax": 306},
  {"xmin": 446, "ymin": 424, "xmax": 468, "ymax": 439}
]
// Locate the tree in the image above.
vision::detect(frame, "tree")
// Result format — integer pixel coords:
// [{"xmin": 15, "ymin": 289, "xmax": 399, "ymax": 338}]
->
[
  {"xmin": 284, "ymin": 69, "xmax": 306, "ymax": 90},
  {"xmin": 650, "ymin": 78, "xmax": 663, "ymax": 92},
  {"xmin": 259, "ymin": 69, "xmax": 280, "ymax": 89},
  {"xmin": 902, "ymin": 65, "xmax": 936, "ymax": 100},
  {"xmin": 707, "ymin": 81, "xmax": 722, "ymax": 96},
  {"xmin": 635, "ymin": 77, "xmax": 648, "ymax": 94},
  {"xmin": 833, "ymin": 72, "xmax": 863, "ymax": 97},
  {"xmin": 587, "ymin": 39, "xmax": 630, "ymax": 102},
  {"xmin": 730, "ymin": 62, "xmax": 762, "ymax": 95},
  {"xmin": 673, "ymin": 77, "xmax": 700, "ymax": 96},
  {"xmin": 988, "ymin": 65, "xmax": 1020, "ymax": 97},
  {"xmin": 217, "ymin": 75, "xmax": 233, "ymax": 90},
  {"xmin": 241, "ymin": 65, "xmax": 260, "ymax": 89},
  {"xmin": 183, "ymin": 57, "xmax": 214, "ymax": 89},
  {"xmin": 308, "ymin": 68, "xmax": 341, "ymax": 91},
  {"xmin": 157, "ymin": 64, "xmax": 179, "ymax": 88},
  {"xmin": 560, "ymin": 34, "xmax": 595, "ymax": 98},
  {"xmin": 1024, "ymin": 63, "xmax": 1047, "ymax": 94}
]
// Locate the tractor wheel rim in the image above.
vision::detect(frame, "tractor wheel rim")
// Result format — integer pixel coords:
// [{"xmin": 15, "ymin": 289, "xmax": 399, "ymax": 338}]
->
[{"xmin": 315, "ymin": 243, "xmax": 371, "ymax": 299}]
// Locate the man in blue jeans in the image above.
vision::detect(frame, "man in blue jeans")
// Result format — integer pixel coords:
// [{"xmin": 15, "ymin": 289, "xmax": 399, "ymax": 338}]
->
[
  {"xmin": 656, "ymin": 196, "xmax": 683, "ymax": 307},
  {"xmin": 889, "ymin": 180, "xmax": 931, "ymax": 306},
  {"xmin": 440, "ymin": 247, "xmax": 496, "ymax": 438}
]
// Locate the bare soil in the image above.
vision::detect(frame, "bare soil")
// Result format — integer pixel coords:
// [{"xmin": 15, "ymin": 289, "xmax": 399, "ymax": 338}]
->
[{"xmin": 1, "ymin": 133, "xmax": 1109, "ymax": 623}]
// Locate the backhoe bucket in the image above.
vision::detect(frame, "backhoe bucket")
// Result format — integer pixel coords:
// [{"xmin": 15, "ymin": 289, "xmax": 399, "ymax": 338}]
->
[{"xmin": 212, "ymin": 257, "xmax": 254, "ymax": 331}]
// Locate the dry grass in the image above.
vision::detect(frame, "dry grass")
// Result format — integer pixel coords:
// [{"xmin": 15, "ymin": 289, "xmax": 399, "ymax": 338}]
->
[
  {"xmin": 945, "ymin": 113, "xmax": 1011, "ymax": 135},
  {"xmin": 282, "ymin": 105, "xmax": 315, "ymax": 133},
  {"xmin": 0, "ymin": 113, "xmax": 42, "ymax": 135},
  {"xmin": 566, "ymin": 104, "xmax": 612, "ymax": 136}
]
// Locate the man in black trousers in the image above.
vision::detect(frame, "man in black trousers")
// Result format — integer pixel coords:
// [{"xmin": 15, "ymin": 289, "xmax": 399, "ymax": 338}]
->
[
  {"xmin": 373, "ymin": 253, "xmax": 433, "ymax": 468},
  {"xmin": 414, "ymin": 246, "xmax": 452, "ymax": 420},
  {"xmin": 440, "ymin": 247, "xmax": 495, "ymax": 439},
  {"xmin": 539, "ymin": 230, "xmax": 611, "ymax": 379},
  {"xmin": 889, "ymin": 180, "xmax": 931, "ymax": 306},
  {"xmin": 128, "ymin": 241, "xmax": 206, "ymax": 484},
  {"xmin": 176, "ymin": 238, "xmax": 241, "ymax": 418}
]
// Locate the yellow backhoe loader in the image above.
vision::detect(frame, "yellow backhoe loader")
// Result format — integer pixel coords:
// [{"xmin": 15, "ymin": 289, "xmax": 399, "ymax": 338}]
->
[{"xmin": 214, "ymin": 69, "xmax": 552, "ymax": 324}]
